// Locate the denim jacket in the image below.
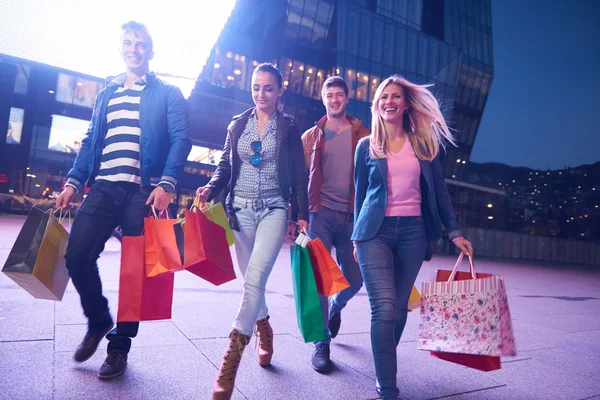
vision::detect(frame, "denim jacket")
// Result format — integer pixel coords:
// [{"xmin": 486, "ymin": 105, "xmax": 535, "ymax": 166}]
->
[
  {"xmin": 352, "ymin": 137, "xmax": 462, "ymax": 261},
  {"xmin": 66, "ymin": 73, "xmax": 191, "ymax": 191}
]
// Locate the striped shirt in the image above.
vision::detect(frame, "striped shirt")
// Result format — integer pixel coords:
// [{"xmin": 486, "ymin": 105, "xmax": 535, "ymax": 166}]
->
[{"xmin": 96, "ymin": 76, "xmax": 146, "ymax": 184}]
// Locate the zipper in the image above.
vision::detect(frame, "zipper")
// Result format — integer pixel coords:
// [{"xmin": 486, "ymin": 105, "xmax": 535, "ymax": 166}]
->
[
  {"xmin": 91, "ymin": 89, "xmax": 109, "ymax": 180},
  {"xmin": 139, "ymin": 85, "xmax": 144, "ymax": 185}
]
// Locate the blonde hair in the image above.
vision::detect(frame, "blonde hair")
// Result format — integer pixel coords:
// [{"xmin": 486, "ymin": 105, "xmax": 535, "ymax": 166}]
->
[{"xmin": 369, "ymin": 75, "xmax": 455, "ymax": 160}]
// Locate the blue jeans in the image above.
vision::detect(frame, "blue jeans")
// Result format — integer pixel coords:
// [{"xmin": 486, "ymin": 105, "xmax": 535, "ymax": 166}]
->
[
  {"xmin": 355, "ymin": 216, "xmax": 427, "ymax": 400},
  {"xmin": 65, "ymin": 180, "xmax": 151, "ymax": 354},
  {"xmin": 231, "ymin": 196, "xmax": 289, "ymax": 336},
  {"xmin": 308, "ymin": 207, "xmax": 363, "ymax": 345}
]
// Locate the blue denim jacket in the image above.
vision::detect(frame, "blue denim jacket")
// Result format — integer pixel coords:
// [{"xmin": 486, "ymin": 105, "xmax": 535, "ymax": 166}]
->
[
  {"xmin": 66, "ymin": 73, "xmax": 191, "ymax": 191},
  {"xmin": 352, "ymin": 137, "xmax": 462, "ymax": 260}
]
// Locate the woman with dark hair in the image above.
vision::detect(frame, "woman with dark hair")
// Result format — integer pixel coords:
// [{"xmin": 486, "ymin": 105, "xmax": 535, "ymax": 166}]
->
[{"xmin": 196, "ymin": 63, "xmax": 308, "ymax": 400}]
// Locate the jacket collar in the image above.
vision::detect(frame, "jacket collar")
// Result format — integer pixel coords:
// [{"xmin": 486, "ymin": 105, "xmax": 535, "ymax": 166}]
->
[
  {"xmin": 230, "ymin": 107, "xmax": 290, "ymax": 137},
  {"xmin": 315, "ymin": 114, "xmax": 364, "ymax": 136},
  {"xmin": 106, "ymin": 72, "xmax": 156, "ymax": 87}
]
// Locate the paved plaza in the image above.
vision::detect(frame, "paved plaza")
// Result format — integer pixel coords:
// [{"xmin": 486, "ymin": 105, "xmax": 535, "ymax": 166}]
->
[{"xmin": 1, "ymin": 214, "xmax": 599, "ymax": 400}]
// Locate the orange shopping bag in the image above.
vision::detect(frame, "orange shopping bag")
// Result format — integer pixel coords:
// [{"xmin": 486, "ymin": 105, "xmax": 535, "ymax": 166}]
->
[
  {"xmin": 144, "ymin": 207, "xmax": 183, "ymax": 277},
  {"xmin": 306, "ymin": 238, "xmax": 350, "ymax": 297},
  {"xmin": 118, "ymin": 236, "xmax": 175, "ymax": 322}
]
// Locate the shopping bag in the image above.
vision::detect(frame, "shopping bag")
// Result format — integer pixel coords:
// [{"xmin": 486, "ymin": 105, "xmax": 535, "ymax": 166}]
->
[
  {"xmin": 117, "ymin": 235, "xmax": 174, "ymax": 322},
  {"xmin": 193, "ymin": 196, "xmax": 236, "ymax": 246},
  {"xmin": 290, "ymin": 234, "xmax": 326, "ymax": 343},
  {"xmin": 144, "ymin": 207, "xmax": 183, "ymax": 277},
  {"xmin": 408, "ymin": 285, "xmax": 421, "ymax": 311},
  {"xmin": 2, "ymin": 207, "xmax": 70, "ymax": 301},
  {"xmin": 183, "ymin": 208, "xmax": 236, "ymax": 286},
  {"xmin": 306, "ymin": 237, "xmax": 350, "ymax": 297},
  {"xmin": 418, "ymin": 253, "xmax": 516, "ymax": 371}
]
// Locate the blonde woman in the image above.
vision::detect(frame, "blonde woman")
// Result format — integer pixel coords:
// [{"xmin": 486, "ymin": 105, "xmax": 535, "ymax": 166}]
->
[{"xmin": 352, "ymin": 75, "xmax": 473, "ymax": 399}]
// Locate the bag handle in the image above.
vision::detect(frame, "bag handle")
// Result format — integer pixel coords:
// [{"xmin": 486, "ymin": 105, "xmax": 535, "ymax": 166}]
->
[
  {"xmin": 54, "ymin": 207, "xmax": 72, "ymax": 229},
  {"xmin": 150, "ymin": 205, "xmax": 170, "ymax": 220},
  {"xmin": 446, "ymin": 252, "xmax": 477, "ymax": 282},
  {"xmin": 191, "ymin": 194, "xmax": 210, "ymax": 212}
]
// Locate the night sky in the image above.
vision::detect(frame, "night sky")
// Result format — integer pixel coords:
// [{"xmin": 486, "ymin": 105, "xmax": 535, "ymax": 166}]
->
[{"xmin": 469, "ymin": 0, "xmax": 600, "ymax": 170}]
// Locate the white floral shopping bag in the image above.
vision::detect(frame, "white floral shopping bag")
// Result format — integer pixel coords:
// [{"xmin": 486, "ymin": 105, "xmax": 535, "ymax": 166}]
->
[{"xmin": 418, "ymin": 253, "xmax": 516, "ymax": 357}]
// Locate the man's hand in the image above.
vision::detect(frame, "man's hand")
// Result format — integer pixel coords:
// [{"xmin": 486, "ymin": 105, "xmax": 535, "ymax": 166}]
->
[
  {"xmin": 56, "ymin": 186, "xmax": 76, "ymax": 209},
  {"xmin": 146, "ymin": 186, "xmax": 171, "ymax": 211}
]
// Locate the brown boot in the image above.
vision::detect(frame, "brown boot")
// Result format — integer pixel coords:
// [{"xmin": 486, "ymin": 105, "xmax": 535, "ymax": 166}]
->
[
  {"xmin": 212, "ymin": 330, "xmax": 250, "ymax": 400},
  {"xmin": 255, "ymin": 317, "xmax": 274, "ymax": 366}
]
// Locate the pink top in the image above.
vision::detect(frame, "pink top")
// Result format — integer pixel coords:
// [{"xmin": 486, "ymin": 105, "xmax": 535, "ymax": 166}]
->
[{"xmin": 385, "ymin": 139, "xmax": 422, "ymax": 216}]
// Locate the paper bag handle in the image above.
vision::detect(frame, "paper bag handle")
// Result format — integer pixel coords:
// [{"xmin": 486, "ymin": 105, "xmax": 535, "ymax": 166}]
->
[{"xmin": 447, "ymin": 252, "xmax": 477, "ymax": 282}]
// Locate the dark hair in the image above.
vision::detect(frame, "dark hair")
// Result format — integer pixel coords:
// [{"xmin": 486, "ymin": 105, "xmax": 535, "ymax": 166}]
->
[
  {"xmin": 253, "ymin": 63, "xmax": 283, "ymax": 88},
  {"xmin": 121, "ymin": 21, "xmax": 153, "ymax": 51},
  {"xmin": 321, "ymin": 76, "xmax": 349, "ymax": 97}
]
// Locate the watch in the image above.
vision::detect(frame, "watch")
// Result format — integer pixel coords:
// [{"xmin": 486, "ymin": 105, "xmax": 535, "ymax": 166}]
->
[{"xmin": 158, "ymin": 182, "xmax": 175, "ymax": 193}]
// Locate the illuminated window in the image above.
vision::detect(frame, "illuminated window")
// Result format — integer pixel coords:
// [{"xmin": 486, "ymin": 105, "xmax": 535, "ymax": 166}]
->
[
  {"xmin": 187, "ymin": 145, "xmax": 223, "ymax": 165},
  {"xmin": 55, "ymin": 73, "xmax": 103, "ymax": 108},
  {"xmin": 370, "ymin": 75, "xmax": 380, "ymax": 102},
  {"xmin": 6, "ymin": 108, "xmax": 24, "ymax": 145},
  {"xmin": 288, "ymin": 61, "xmax": 306, "ymax": 94},
  {"xmin": 344, "ymin": 68, "xmax": 356, "ymax": 98},
  {"xmin": 355, "ymin": 72, "xmax": 369, "ymax": 102}
]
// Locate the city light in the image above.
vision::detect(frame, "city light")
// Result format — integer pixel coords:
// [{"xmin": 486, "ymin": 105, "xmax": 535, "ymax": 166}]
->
[
  {"xmin": 0, "ymin": 0, "xmax": 237, "ymax": 97},
  {"xmin": 487, "ymin": 216, "xmax": 494, "ymax": 220},
  {"xmin": 487, "ymin": 204, "xmax": 493, "ymax": 208}
]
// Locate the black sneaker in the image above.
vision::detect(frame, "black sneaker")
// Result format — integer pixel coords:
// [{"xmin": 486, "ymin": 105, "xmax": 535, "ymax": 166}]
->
[
  {"xmin": 98, "ymin": 350, "xmax": 128, "ymax": 380},
  {"xmin": 328, "ymin": 310, "xmax": 342, "ymax": 339},
  {"xmin": 74, "ymin": 324, "xmax": 114, "ymax": 363},
  {"xmin": 311, "ymin": 343, "xmax": 331, "ymax": 372}
]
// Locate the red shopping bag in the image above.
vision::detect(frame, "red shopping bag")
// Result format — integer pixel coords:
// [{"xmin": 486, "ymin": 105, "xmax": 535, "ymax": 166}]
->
[
  {"xmin": 306, "ymin": 238, "xmax": 350, "ymax": 297},
  {"xmin": 144, "ymin": 208, "xmax": 183, "ymax": 277},
  {"xmin": 183, "ymin": 208, "xmax": 236, "ymax": 286},
  {"xmin": 117, "ymin": 236, "xmax": 174, "ymax": 322}
]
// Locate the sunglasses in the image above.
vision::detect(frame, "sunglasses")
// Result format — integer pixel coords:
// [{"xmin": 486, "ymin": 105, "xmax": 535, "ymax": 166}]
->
[{"xmin": 249, "ymin": 140, "xmax": 262, "ymax": 168}]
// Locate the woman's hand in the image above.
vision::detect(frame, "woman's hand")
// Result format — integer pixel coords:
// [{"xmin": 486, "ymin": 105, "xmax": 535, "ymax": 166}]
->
[
  {"xmin": 196, "ymin": 186, "xmax": 212, "ymax": 200},
  {"xmin": 285, "ymin": 219, "xmax": 308, "ymax": 243},
  {"xmin": 453, "ymin": 237, "xmax": 474, "ymax": 257}
]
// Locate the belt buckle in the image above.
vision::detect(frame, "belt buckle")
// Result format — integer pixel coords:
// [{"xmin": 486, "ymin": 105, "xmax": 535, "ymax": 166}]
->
[{"xmin": 253, "ymin": 199, "xmax": 261, "ymax": 210}]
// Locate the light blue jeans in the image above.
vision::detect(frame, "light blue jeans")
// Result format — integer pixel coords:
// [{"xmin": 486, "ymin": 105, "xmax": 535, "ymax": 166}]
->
[{"xmin": 231, "ymin": 196, "xmax": 289, "ymax": 336}]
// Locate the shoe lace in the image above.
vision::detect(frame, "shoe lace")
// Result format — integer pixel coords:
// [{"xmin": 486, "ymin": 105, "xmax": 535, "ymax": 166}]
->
[
  {"xmin": 106, "ymin": 351, "xmax": 126, "ymax": 365},
  {"xmin": 218, "ymin": 334, "xmax": 247, "ymax": 381},
  {"xmin": 315, "ymin": 343, "xmax": 329, "ymax": 356},
  {"xmin": 82, "ymin": 331, "xmax": 100, "ymax": 347},
  {"xmin": 255, "ymin": 319, "xmax": 273, "ymax": 351}
]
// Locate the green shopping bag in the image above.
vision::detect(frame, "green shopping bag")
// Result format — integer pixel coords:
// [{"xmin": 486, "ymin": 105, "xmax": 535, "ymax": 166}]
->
[
  {"xmin": 290, "ymin": 239, "xmax": 326, "ymax": 343},
  {"xmin": 193, "ymin": 196, "xmax": 236, "ymax": 246}
]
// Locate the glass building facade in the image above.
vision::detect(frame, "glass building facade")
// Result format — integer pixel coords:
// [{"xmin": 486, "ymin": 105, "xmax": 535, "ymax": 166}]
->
[
  {"xmin": 188, "ymin": 0, "xmax": 494, "ymax": 180},
  {"xmin": 1, "ymin": 0, "xmax": 495, "ymax": 223}
]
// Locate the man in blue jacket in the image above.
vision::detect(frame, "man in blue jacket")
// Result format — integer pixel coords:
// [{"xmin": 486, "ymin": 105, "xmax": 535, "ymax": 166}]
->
[{"xmin": 55, "ymin": 21, "xmax": 191, "ymax": 380}]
